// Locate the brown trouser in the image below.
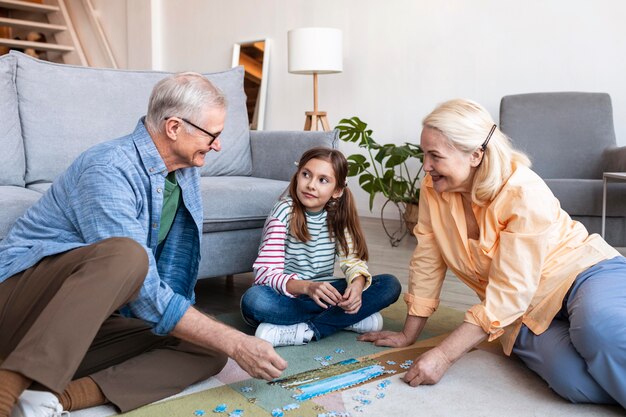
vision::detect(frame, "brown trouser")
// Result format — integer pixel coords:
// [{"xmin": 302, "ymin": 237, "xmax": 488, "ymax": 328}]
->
[{"xmin": 0, "ymin": 237, "xmax": 227, "ymax": 412}]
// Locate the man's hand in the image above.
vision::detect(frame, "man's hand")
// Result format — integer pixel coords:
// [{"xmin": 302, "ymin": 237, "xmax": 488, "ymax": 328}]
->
[
  {"xmin": 403, "ymin": 346, "xmax": 451, "ymax": 386},
  {"xmin": 172, "ymin": 307, "xmax": 287, "ymax": 380},
  {"xmin": 230, "ymin": 334, "xmax": 287, "ymax": 380}
]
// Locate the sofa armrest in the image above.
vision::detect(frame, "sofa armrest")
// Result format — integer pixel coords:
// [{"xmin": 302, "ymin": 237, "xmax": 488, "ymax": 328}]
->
[
  {"xmin": 603, "ymin": 145, "xmax": 626, "ymax": 172},
  {"xmin": 250, "ymin": 130, "xmax": 338, "ymax": 181}
]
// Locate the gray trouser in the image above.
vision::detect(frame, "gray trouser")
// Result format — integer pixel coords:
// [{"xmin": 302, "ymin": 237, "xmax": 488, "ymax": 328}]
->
[
  {"xmin": 513, "ymin": 256, "xmax": 626, "ymax": 409},
  {"xmin": 0, "ymin": 237, "xmax": 227, "ymax": 412}
]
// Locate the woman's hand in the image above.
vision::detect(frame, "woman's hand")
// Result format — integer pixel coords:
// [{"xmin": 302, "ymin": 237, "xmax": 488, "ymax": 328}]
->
[
  {"xmin": 357, "ymin": 330, "xmax": 415, "ymax": 347},
  {"xmin": 358, "ymin": 314, "xmax": 427, "ymax": 347},
  {"xmin": 403, "ymin": 322, "xmax": 488, "ymax": 387},
  {"xmin": 338, "ymin": 276, "xmax": 365, "ymax": 314},
  {"xmin": 403, "ymin": 346, "xmax": 451, "ymax": 386}
]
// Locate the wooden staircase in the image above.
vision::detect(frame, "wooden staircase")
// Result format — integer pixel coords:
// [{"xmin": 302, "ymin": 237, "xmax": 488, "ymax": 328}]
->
[{"xmin": 0, "ymin": 0, "xmax": 86, "ymax": 65}]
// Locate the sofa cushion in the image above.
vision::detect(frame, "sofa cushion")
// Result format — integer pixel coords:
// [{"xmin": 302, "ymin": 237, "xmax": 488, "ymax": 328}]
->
[
  {"xmin": 26, "ymin": 182, "xmax": 51, "ymax": 194},
  {"xmin": 11, "ymin": 51, "xmax": 251, "ymax": 184},
  {"xmin": 0, "ymin": 186, "xmax": 43, "ymax": 240},
  {"xmin": 0, "ymin": 54, "xmax": 25, "ymax": 187},
  {"xmin": 28, "ymin": 177, "xmax": 287, "ymax": 233},
  {"xmin": 200, "ymin": 176, "xmax": 287, "ymax": 233},
  {"xmin": 546, "ymin": 179, "xmax": 626, "ymax": 217}
]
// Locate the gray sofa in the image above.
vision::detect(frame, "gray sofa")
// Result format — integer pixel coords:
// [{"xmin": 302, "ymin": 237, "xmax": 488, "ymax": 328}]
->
[
  {"xmin": 500, "ymin": 92, "xmax": 626, "ymax": 247},
  {"xmin": 0, "ymin": 51, "xmax": 337, "ymax": 279}
]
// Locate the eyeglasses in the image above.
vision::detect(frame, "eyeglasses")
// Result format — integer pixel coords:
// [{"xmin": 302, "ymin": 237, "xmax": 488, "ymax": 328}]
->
[{"xmin": 164, "ymin": 117, "xmax": 221, "ymax": 146}]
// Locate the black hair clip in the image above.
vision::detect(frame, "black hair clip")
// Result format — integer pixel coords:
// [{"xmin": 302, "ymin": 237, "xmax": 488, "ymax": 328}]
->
[{"xmin": 481, "ymin": 124, "xmax": 497, "ymax": 151}]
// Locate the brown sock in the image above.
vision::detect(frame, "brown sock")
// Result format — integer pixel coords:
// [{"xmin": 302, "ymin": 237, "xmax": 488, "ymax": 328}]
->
[
  {"xmin": 57, "ymin": 377, "xmax": 107, "ymax": 411},
  {"xmin": 0, "ymin": 370, "xmax": 31, "ymax": 417}
]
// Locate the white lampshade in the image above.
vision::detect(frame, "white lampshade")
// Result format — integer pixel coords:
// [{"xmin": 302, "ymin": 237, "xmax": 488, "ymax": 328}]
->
[{"xmin": 288, "ymin": 27, "xmax": 343, "ymax": 74}]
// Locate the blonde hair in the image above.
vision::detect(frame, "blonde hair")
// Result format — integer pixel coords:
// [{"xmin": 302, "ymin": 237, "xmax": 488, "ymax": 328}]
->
[{"xmin": 422, "ymin": 99, "xmax": 531, "ymax": 205}]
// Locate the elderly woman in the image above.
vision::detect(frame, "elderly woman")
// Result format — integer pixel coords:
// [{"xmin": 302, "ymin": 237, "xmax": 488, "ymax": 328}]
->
[{"xmin": 361, "ymin": 99, "xmax": 626, "ymax": 408}]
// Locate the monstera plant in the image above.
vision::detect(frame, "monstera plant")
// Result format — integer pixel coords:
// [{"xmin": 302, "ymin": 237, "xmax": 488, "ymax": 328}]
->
[{"xmin": 336, "ymin": 116, "xmax": 424, "ymax": 245}]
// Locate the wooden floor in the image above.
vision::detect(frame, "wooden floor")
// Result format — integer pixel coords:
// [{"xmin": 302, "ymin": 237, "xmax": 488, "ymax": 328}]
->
[{"xmin": 194, "ymin": 217, "xmax": 479, "ymax": 316}]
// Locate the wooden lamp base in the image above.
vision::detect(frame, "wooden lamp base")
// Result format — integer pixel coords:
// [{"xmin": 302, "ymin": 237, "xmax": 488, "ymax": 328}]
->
[
  {"xmin": 303, "ymin": 73, "xmax": 331, "ymax": 131},
  {"xmin": 304, "ymin": 111, "xmax": 330, "ymax": 131}
]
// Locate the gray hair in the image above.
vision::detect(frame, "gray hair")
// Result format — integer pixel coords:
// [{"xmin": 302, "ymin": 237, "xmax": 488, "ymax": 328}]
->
[
  {"xmin": 145, "ymin": 72, "xmax": 226, "ymax": 134},
  {"xmin": 422, "ymin": 99, "xmax": 531, "ymax": 205}
]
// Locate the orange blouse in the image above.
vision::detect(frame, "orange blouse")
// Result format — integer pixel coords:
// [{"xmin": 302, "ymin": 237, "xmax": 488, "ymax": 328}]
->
[{"xmin": 405, "ymin": 164, "xmax": 621, "ymax": 355}]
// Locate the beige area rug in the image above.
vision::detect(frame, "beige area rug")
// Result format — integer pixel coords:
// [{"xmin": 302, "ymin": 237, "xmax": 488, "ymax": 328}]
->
[
  {"xmin": 73, "ymin": 301, "xmax": 622, "ymax": 416},
  {"xmin": 341, "ymin": 349, "xmax": 623, "ymax": 416}
]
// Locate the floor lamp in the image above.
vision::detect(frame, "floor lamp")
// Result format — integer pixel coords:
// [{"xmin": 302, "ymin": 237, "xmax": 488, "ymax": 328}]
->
[{"xmin": 288, "ymin": 28, "xmax": 343, "ymax": 131}]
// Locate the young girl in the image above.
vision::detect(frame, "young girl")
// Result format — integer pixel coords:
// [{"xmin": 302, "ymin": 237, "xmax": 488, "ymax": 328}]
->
[{"xmin": 241, "ymin": 147, "xmax": 401, "ymax": 347}]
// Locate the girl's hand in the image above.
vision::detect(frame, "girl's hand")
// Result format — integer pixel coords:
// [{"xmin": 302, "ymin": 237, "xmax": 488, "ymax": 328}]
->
[
  {"xmin": 357, "ymin": 330, "xmax": 414, "ymax": 347},
  {"xmin": 338, "ymin": 276, "xmax": 365, "ymax": 314},
  {"xmin": 305, "ymin": 281, "xmax": 343, "ymax": 309},
  {"xmin": 403, "ymin": 346, "xmax": 451, "ymax": 386}
]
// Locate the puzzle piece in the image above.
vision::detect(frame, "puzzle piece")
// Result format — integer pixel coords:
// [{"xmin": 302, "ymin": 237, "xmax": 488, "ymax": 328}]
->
[{"xmin": 213, "ymin": 404, "xmax": 227, "ymax": 413}]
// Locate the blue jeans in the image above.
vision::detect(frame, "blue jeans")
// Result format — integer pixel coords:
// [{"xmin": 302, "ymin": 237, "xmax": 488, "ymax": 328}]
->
[
  {"xmin": 513, "ymin": 256, "xmax": 626, "ymax": 408},
  {"xmin": 240, "ymin": 274, "xmax": 401, "ymax": 340}
]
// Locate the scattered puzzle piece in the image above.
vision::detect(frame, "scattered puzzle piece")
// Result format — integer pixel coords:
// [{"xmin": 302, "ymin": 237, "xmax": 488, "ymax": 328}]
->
[
  {"xmin": 271, "ymin": 409, "xmax": 284, "ymax": 417},
  {"xmin": 194, "ymin": 410, "xmax": 205, "ymax": 416},
  {"xmin": 376, "ymin": 379, "xmax": 391, "ymax": 390},
  {"xmin": 213, "ymin": 404, "xmax": 227, "ymax": 413}
]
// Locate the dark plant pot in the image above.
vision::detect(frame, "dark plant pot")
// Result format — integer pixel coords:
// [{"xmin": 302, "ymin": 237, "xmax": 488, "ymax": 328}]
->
[{"xmin": 403, "ymin": 203, "xmax": 419, "ymax": 236}]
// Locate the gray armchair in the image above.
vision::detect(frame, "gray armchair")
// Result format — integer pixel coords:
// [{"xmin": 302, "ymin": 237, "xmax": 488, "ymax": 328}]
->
[{"xmin": 500, "ymin": 92, "xmax": 626, "ymax": 247}]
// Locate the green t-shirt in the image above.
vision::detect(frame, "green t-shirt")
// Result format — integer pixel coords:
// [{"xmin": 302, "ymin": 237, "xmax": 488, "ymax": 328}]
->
[{"xmin": 158, "ymin": 171, "xmax": 181, "ymax": 244}]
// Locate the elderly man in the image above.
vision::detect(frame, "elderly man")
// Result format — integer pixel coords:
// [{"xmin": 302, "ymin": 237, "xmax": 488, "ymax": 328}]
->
[{"xmin": 0, "ymin": 73, "xmax": 287, "ymax": 417}]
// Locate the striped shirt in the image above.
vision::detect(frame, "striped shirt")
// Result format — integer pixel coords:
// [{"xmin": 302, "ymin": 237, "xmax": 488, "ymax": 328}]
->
[{"xmin": 253, "ymin": 198, "xmax": 371, "ymax": 297}]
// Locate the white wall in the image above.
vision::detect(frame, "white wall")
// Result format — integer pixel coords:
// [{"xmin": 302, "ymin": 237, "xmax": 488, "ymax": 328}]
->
[{"xmin": 104, "ymin": 0, "xmax": 626, "ymax": 217}]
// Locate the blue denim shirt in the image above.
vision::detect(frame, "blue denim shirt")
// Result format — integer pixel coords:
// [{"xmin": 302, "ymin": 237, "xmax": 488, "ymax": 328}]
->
[{"xmin": 0, "ymin": 119, "xmax": 202, "ymax": 335}]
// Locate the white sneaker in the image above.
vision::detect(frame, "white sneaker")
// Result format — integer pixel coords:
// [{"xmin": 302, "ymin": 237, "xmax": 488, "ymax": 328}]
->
[
  {"xmin": 345, "ymin": 312, "xmax": 383, "ymax": 333},
  {"xmin": 255, "ymin": 322, "xmax": 314, "ymax": 347},
  {"xmin": 10, "ymin": 390, "xmax": 69, "ymax": 417}
]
